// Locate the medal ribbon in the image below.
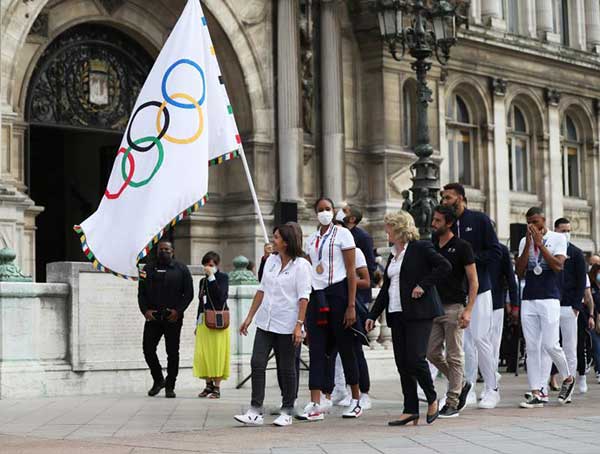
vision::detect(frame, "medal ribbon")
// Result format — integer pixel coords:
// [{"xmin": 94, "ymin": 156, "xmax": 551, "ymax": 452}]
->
[{"xmin": 316, "ymin": 224, "xmax": 334, "ymax": 263}]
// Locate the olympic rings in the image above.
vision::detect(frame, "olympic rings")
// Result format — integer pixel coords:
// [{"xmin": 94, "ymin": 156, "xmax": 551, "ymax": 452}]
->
[
  {"xmin": 121, "ymin": 136, "xmax": 164, "ymax": 188},
  {"xmin": 156, "ymin": 93, "xmax": 204, "ymax": 144},
  {"xmin": 105, "ymin": 147, "xmax": 135, "ymax": 199},
  {"xmin": 161, "ymin": 59, "xmax": 206, "ymax": 109},
  {"xmin": 127, "ymin": 101, "xmax": 170, "ymax": 152}
]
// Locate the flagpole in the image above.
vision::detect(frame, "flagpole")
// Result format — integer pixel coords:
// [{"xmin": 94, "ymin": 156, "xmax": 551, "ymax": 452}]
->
[{"xmin": 237, "ymin": 145, "xmax": 269, "ymax": 244}]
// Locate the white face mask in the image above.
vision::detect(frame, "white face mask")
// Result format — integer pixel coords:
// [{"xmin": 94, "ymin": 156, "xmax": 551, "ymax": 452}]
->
[
  {"xmin": 564, "ymin": 232, "xmax": 571, "ymax": 243},
  {"xmin": 209, "ymin": 266, "xmax": 218, "ymax": 274},
  {"xmin": 335, "ymin": 210, "xmax": 346, "ymax": 222},
  {"xmin": 317, "ymin": 210, "xmax": 334, "ymax": 226}
]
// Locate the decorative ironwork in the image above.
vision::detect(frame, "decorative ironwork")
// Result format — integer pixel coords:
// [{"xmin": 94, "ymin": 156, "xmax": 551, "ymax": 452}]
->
[
  {"xmin": 26, "ymin": 24, "xmax": 153, "ymax": 131},
  {"xmin": 300, "ymin": 0, "xmax": 315, "ymax": 133},
  {"xmin": 370, "ymin": 0, "xmax": 469, "ymax": 238}
]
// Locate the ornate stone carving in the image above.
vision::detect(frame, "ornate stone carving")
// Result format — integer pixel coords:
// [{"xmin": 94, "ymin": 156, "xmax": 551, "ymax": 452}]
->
[
  {"xmin": 300, "ymin": 0, "xmax": 315, "ymax": 133},
  {"xmin": 98, "ymin": 0, "xmax": 125, "ymax": 14},
  {"xmin": 29, "ymin": 13, "xmax": 48, "ymax": 37},
  {"xmin": 0, "ymin": 248, "xmax": 32, "ymax": 282},
  {"xmin": 491, "ymin": 77, "xmax": 507, "ymax": 96},
  {"xmin": 27, "ymin": 24, "xmax": 153, "ymax": 131},
  {"xmin": 228, "ymin": 256, "xmax": 258, "ymax": 285},
  {"xmin": 545, "ymin": 88, "xmax": 561, "ymax": 106},
  {"xmin": 238, "ymin": 0, "xmax": 268, "ymax": 26}
]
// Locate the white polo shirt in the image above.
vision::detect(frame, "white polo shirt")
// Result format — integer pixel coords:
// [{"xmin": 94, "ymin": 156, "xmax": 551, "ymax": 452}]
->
[
  {"xmin": 356, "ymin": 248, "xmax": 367, "ymax": 270},
  {"xmin": 306, "ymin": 224, "xmax": 356, "ymax": 290},
  {"xmin": 255, "ymin": 254, "xmax": 312, "ymax": 334}
]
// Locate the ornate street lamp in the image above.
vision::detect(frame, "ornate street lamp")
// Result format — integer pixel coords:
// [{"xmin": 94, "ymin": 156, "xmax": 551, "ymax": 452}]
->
[{"xmin": 370, "ymin": 0, "xmax": 469, "ymax": 237}]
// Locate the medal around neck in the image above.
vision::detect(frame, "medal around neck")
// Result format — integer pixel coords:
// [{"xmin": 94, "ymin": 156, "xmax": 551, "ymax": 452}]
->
[
  {"xmin": 533, "ymin": 265, "xmax": 543, "ymax": 276},
  {"xmin": 316, "ymin": 263, "xmax": 324, "ymax": 274}
]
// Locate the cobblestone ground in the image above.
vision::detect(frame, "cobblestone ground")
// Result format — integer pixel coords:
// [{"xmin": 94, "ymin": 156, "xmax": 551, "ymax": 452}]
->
[{"xmin": 1, "ymin": 372, "xmax": 600, "ymax": 454}]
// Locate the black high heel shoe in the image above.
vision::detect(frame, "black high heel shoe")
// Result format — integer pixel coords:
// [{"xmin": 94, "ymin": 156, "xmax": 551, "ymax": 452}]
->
[
  {"xmin": 426, "ymin": 400, "xmax": 439, "ymax": 424},
  {"xmin": 388, "ymin": 414, "xmax": 419, "ymax": 426}
]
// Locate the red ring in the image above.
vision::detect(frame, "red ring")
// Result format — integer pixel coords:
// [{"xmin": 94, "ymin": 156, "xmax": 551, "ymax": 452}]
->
[{"xmin": 105, "ymin": 147, "xmax": 135, "ymax": 199}]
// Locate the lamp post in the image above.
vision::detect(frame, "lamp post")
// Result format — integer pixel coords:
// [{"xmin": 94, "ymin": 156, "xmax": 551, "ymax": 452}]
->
[{"xmin": 370, "ymin": 0, "xmax": 469, "ymax": 237}]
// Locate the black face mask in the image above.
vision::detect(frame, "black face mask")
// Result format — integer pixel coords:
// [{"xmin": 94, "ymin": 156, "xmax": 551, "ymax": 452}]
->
[{"xmin": 158, "ymin": 251, "xmax": 172, "ymax": 264}]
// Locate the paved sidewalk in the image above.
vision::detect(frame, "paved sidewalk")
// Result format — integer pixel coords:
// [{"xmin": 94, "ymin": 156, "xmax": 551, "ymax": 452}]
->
[{"xmin": 1, "ymin": 373, "xmax": 600, "ymax": 453}]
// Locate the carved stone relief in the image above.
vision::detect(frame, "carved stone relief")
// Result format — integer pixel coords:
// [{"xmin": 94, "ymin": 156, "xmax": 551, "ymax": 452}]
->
[{"xmin": 300, "ymin": 0, "xmax": 315, "ymax": 134}]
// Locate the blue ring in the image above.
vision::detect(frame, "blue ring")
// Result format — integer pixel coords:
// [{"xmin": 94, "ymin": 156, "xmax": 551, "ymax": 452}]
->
[{"xmin": 161, "ymin": 59, "xmax": 206, "ymax": 109}]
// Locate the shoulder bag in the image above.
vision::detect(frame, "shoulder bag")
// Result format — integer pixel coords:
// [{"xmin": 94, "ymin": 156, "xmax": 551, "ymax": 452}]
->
[{"xmin": 203, "ymin": 278, "xmax": 230, "ymax": 329}]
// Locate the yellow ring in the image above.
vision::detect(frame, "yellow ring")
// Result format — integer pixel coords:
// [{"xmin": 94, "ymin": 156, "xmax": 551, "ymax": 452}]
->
[{"xmin": 156, "ymin": 92, "xmax": 204, "ymax": 144}]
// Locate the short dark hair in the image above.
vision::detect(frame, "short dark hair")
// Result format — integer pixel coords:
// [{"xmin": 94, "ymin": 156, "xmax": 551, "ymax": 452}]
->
[
  {"xmin": 443, "ymin": 183, "xmax": 466, "ymax": 199},
  {"xmin": 274, "ymin": 224, "xmax": 303, "ymax": 259},
  {"xmin": 313, "ymin": 197, "xmax": 335, "ymax": 212},
  {"xmin": 554, "ymin": 217, "xmax": 570, "ymax": 228},
  {"xmin": 158, "ymin": 240, "xmax": 173, "ymax": 248},
  {"xmin": 202, "ymin": 251, "xmax": 220, "ymax": 265},
  {"xmin": 526, "ymin": 206, "xmax": 544, "ymax": 218},
  {"xmin": 434, "ymin": 205, "xmax": 457, "ymax": 226},
  {"xmin": 346, "ymin": 205, "xmax": 363, "ymax": 225}
]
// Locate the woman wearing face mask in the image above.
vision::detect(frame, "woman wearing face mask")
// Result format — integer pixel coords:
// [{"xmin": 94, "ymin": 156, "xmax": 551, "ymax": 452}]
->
[
  {"xmin": 365, "ymin": 210, "xmax": 451, "ymax": 426},
  {"xmin": 193, "ymin": 251, "xmax": 230, "ymax": 399},
  {"xmin": 587, "ymin": 263, "xmax": 600, "ymax": 384},
  {"xmin": 297, "ymin": 197, "xmax": 362, "ymax": 421},
  {"xmin": 234, "ymin": 224, "xmax": 312, "ymax": 427}
]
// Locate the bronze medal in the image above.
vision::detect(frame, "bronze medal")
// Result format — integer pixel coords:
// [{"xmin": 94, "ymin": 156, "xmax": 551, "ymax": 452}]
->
[{"xmin": 316, "ymin": 263, "xmax": 324, "ymax": 274}]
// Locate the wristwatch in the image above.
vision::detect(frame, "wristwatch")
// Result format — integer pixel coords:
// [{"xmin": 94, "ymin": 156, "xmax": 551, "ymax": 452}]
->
[{"xmin": 296, "ymin": 320, "xmax": 304, "ymax": 325}]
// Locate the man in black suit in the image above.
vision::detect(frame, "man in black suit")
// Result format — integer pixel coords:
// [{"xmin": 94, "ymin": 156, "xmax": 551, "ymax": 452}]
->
[{"xmin": 138, "ymin": 241, "xmax": 194, "ymax": 398}]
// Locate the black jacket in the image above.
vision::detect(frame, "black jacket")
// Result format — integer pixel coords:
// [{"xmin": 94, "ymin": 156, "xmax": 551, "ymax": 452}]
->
[
  {"xmin": 489, "ymin": 244, "xmax": 519, "ymax": 310},
  {"xmin": 368, "ymin": 240, "xmax": 451, "ymax": 321},
  {"xmin": 196, "ymin": 271, "xmax": 229, "ymax": 318},
  {"xmin": 559, "ymin": 243, "xmax": 586, "ymax": 311},
  {"xmin": 138, "ymin": 260, "xmax": 194, "ymax": 316},
  {"xmin": 449, "ymin": 208, "xmax": 502, "ymax": 294}
]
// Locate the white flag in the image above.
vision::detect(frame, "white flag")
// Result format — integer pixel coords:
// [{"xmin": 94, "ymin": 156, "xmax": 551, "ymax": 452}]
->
[{"xmin": 74, "ymin": 0, "xmax": 240, "ymax": 279}]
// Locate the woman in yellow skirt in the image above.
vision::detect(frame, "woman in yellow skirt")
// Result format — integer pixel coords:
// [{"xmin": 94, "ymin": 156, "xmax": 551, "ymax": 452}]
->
[{"xmin": 193, "ymin": 251, "xmax": 230, "ymax": 398}]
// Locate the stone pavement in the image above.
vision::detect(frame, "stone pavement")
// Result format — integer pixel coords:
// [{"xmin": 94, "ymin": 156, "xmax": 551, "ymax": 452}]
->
[{"xmin": 1, "ymin": 373, "xmax": 600, "ymax": 454}]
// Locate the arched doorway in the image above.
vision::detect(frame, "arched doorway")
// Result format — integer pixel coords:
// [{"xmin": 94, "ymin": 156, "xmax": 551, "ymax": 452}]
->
[{"xmin": 26, "ymin": 23, "xmax": 154, "ymax": 281}]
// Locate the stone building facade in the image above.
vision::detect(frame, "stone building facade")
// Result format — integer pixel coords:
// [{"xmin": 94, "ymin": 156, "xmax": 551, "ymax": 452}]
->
[{"xmin": 2, "ymin": 0, "xmax": 600, "ymax": 280}]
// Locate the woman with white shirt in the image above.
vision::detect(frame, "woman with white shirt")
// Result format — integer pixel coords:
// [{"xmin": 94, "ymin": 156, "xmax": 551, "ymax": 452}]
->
[
  {"xmin": 297, "ymin": 197, "xmax": 362, "ymax": 421},
  {"xmin": 235, "ymin": 224, "xmax": 312, "ymax": 427},
  {"xmin": 366, "ymin": 210, "xmax": 451, "ymax": 426}
]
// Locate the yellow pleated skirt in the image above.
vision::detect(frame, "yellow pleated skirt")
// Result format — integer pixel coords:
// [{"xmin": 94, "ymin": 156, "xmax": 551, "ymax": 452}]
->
[{"xmin": 192, "ymin": 321, "xmax": 230, "ymax": 380}]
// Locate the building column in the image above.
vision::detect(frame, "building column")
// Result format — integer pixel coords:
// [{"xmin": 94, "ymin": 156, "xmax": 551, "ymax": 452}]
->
[
  {"xmin": 470, "ymin": 0, "xmax": 482, "ymax": 25},
  {"xmin": 545, "ymin": 89, "xmax": 564, "ymax": 224},
  {"xmin": 590, "ymin": 101, "xmax": 600, "ymax": 251},
  {"xmin": 321, "ymin": 0, "xmax": 344, "ymax": 205},
  {"xmin": 585, "ymin": 0, "xmax": 600, "ymax": 52},
  {"xmin": 490, "ymin": 78, "xmax": 510, "ymax": 241},
  {"xmin": 522, "ymin": 0, "xmax": 538, "ymax": 38},
  {"xmin": 481, "ymin": 0, "xmax": 506, "ymax": 29},
  {"xmin": 277, "ymin": 0, "xmax": 302, "ymax": 204},
  {"xmin": 570, "ymin": 0, "xmax": 587, "ymax": 50},
  {"xmin": 536, "ymin": 0, "xmax": 561, "ymax": 43}
]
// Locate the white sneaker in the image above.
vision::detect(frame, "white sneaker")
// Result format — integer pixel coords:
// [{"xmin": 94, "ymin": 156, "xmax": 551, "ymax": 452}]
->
[
  {"xmin": 342, "ymin": 399, "xmax": 363, "ymax": 418},
  {"xmin": 496, "ymin": 372, "xmax": 502, "ymax": 384},
  {"xmin": 234, "ymin": 409, "xmax": 264, "ymax": 426},
  {"xmin": 479, "ymin": 388, "xmax": 487, "ymax": 401},
  {"xmin": 331, "ymin": 387, "xmax": 349, "ymax": 404},
  {"xmin": 360, "ymin": 393, "xmax": 372, "ymax": 410},
  {"xmin": 478, "ymin": 389, "xmax": 500, "ymax": 409},
  {"xmin": 295, "ymin": 402, "xmax": 324, "ymax": 421},
  {"xmin": 273, "ymin": 413, "xmax": 293, "ymax": 427},
  {"xmin": 336, "ymin": 394, "xmax": 352, "ymax": 407},
  {"xmin": 466, "ymin": 389, "xmax": 477, "ymax": 405},
  {"xmin": 319, "ymin": 395, "xmax": 333, "ymax": 412},
  {"xmin": 596, "ymin": 372, "xmax": 600, "ymax": 384},
  {"xmin": 578, "ymin": 375, "xmax": 588, "ymax": 394}
]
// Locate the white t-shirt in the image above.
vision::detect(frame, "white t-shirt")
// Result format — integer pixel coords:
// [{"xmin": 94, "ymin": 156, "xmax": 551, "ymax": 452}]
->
[
  {"xmin": 387, "ymin": 245, "xmax": 407, "ymax": 313},
  {"xmin": 255, "ymin": 255, "xmax": 312, "ymax": 334},
  {"xmin": 518, "ymin": 230, "xmax": 567, "ymax": 300},
  {"xmin": 356, "ymin": 248, "xmax": 367, "ymax": 270},
  {"xmin": 305, "ymin": 224, "xmax": 356, "ymax": 290}
]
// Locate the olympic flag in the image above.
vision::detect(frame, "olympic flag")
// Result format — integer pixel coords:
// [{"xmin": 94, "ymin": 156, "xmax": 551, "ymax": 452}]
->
[{"xmin": 74, "ymin": 0, "xmax": 240, "ymax": 279}]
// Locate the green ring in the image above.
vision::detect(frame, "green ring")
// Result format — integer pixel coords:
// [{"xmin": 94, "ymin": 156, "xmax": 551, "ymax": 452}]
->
[{"xmin": 121, "ymin": 136, "xmax": 164, "ymax": 188}]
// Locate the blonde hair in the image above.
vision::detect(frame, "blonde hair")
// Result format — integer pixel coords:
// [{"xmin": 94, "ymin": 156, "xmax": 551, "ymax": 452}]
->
[{"xmin": 384, "ymin": 210, "xmax": 420, "ymax": 243}]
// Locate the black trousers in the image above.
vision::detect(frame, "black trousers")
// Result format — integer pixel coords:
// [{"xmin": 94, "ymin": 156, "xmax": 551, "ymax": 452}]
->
[
  {"xmin": 306, "ymin": 282, "xmax": 359, "ymax": 390},
  {"xmin": 276, "ymin": 344, "xmax": 301, "ymax": 399},
  {"xmin": 388, "ymin": 312, "xmax": 436, "ymax": 415},
  {"xmin": 323, "ymin": 338, "xmax": 371, "ymax": 395},
  {"xmin": 143, "ymin": 318, "xmax": 183, "ymax": 389},
  {"xmin": 250, "ymin": 328, "xmax": 297, "ymax": 412},
  {"xmin": 577, "ymin": 311, "xmax": 591, "ymax": 376}
]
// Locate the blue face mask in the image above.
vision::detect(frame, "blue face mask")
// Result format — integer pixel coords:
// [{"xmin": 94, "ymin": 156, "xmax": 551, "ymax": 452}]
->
[{"xmin": 596, "ymin": 274, "xmax": 600, "ymax": 284}]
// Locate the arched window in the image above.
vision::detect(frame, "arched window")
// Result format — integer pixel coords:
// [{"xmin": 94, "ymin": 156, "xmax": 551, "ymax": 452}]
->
[
  {"xmin": 507, "ymin": 105, "xmax": 531, "ymax": 192},
  {"xmin": 562, "ymin": 114, "xmax": 582, "ymax": 197},
  {"xmin": 402, "ymin": 80, "xmax": 417, "ymax": 147},
  {"xmin": 504, "ymin": 0, "xmax": 519, "ymax": 34},
  {"xmin": 447, "ymin": 95, "xmax": 475, "ymax": 186}
]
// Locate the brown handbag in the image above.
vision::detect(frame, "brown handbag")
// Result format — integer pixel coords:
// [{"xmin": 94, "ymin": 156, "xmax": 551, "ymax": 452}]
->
[{"xmin": 202, "ymin": 278, "xmax": 229, "ymax": 329}]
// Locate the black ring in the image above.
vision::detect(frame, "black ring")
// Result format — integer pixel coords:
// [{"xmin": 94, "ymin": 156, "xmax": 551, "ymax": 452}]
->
[{"xmin": 126, "ymin": 101, "xmax": 170, "ymax": 152}]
